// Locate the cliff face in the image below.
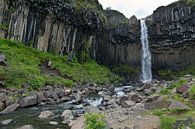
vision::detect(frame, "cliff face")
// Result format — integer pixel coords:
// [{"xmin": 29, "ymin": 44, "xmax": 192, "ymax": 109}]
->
[
  {"xmin": 0, "ymin": 0, "xmax": 195, "ymax": 70},
  {"xmin": 148, "ymin": 1, "xmax": 195, "ymax": 69},
  {"xmin": 0, "ymin": 0, "xmax": 105, "ymax": 62}
]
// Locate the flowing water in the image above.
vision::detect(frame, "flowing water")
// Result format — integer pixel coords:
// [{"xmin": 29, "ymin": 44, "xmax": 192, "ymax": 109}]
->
[{"xmin": 140, "ymin": 20, "xmax": 152, "ymax": 83}]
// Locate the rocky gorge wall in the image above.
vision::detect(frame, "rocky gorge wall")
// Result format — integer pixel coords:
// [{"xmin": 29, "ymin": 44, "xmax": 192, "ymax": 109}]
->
[{"xmin": 0, "ymin": 0, "xmax": 195, "ymax": 70}]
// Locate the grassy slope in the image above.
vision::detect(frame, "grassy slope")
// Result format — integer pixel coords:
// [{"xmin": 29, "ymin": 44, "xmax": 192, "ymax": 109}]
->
[{"xmin": 0, "ymin": 39, "xmax": 121, "ymax": 90}]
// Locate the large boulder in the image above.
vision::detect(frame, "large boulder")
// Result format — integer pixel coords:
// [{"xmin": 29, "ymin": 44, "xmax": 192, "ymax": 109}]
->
[
  {"xmin": 0, "ymin": 104, "xmax": 20, "ymax": 115},
  {"xmin": 129, "ymin": 94, "xmax": 143, "ymax": 103},
  {"xmin": 176, "ymin": 84, "xmax": 190, "ymax": 94},
  {"xmin": 61, "ymin": 110, "xmax": 74, "ymax": 124},
  {"xmin": 0, "ymin": 53, "xmax": 6, "ymax": 66},
  {"xmin": 169, "ymin": 100, "xmax": 191, "ymax": 110},
  {"xmin": 19, "ymin": 96, "xmax": 38, "ymax": 107},
  {"xmin": 144, "ymin": 100, "xmax": 171, "ymax": 110}
]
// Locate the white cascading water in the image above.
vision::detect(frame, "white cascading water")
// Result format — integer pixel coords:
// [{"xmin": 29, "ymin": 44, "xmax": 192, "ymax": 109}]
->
[{"xmin": 140, "ymin": 19, "xmax": 152, "ymax": 83}]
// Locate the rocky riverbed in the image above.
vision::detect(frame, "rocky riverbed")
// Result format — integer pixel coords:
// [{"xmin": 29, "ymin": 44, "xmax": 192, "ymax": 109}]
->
[{"xmin": 0, "ymin": 74, "xmax": 195, "ymax": 129}]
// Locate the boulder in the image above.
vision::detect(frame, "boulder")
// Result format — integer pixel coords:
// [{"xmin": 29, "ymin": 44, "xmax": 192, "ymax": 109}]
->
[
  {"xmin": 38, "ymin": 111, "xmax": 54, "ymax": 119},
  {"xmin": 121, "ymin": 100, "xmax": 135, "ymax": 108},
  {"xmin": 61, "ymin": 110, "xmax": 74, "ymax": 124},
  {"xmin": 18, "ymin": 125, "xmax": 34, "ymax": 129},
  {"xmin": 103, "ymin": 95, "xmax": 111, "ymax": 102},
  {"xmin": 0, "ymin": 102, "xmax": 5, "ymax": 111},
  {"xmin": 144, "ymin": 100, "xmax": 171, "ymax": 110},
  {"xmin": 129, "ymin": 94, "xmax": 143, "ymax": 103},
  {"xmin": 71, "ymin": 116, "xmax": 84, "ymax": 129},
  {"xmin": 0, "ymin": 104, "xmax": 20, "ymax": 115},
  {"xmin": 176, "ymin": 84, "xmax": 190, "ymax": 94},
  {"xmin": 146, "ymin": 95, "xmax": 159, "ymax": 103},
  {"xmin": 43, "ymin": 91, "xmax": 58, "ymax": 100},
  {"xmin": 169, "ymin": 100, "xmax": 191, "ymax": 110},
  {"xmin": 0, "ymin": 53, "xmax": 6, "ymax": 66},
  {"xmin": 19, "ymin": 96, "xmax": 38, "ymax": 107},
  {"xmin": 1, "ymin": 119, "xmax": 13, "ymax": 125},
  {"xmin": 37, "ymin": 92, "xmax": 46, "ymax": 103}
]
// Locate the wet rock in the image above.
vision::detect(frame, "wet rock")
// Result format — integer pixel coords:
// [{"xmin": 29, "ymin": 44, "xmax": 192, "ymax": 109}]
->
[
  {"xmin": 1, "ymin": 119, "xmax": 13, "ymax": 125},
  {"xmin": 19, "ymin": 96, "xmax": 38, "ymax": 107},
  {"xmin": 144, "ymin": 100, "xmax": 171, "ymax": 110},
  {"xmin": 176, "ymin": 84, "xmax": 190, "ymax": 94},
  {"xmin": 103, "ymin": 95, "xmax": 111, "ymax": 102},
  {"xmin": 5, "ymin": 97, "xmax": 14, "ymax": 107},
  {"xmin": 129, "ymin": 94, "xmax": 143, "ymax": 103},
  {"xmin": 0, "ymin": 104, "xmax": 20, "ymax": 115},
  {"xmin": 169, "ymin": 100, "xmax": 191, "ymax": 110},
  {"xmin": 18, "ymin": 125, "xmax": 34, "ymax": 129},
  {"xmin": 37, "ymin": 92, "xmax": 46, "ymax": 103},
  {"xmin": 61, "ymin": 110, "xmax": 74, "ymax": 124},
  {"xmin": 39, "ymin": 111, "xmax": 54, "ymax": 119},
  {"xmin": 49, "ymin": 121, "xmax": 58, "ymax": 125},
  {"xmin": 0, "ymin": 102, "xmax": 5, "ymax": 111},
  {"xmin": 43, "ymin": 90, "xmax": 58, "ymax": 100},
  {"xmin": 0, "ymin": 53, "xmax": 6, "ymax": 66}
]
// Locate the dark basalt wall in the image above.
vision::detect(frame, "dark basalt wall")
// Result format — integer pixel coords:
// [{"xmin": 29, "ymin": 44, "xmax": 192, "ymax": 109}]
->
[{"xmin": 0, "ymin": 0, "xmax": 195, "ymax": 70}]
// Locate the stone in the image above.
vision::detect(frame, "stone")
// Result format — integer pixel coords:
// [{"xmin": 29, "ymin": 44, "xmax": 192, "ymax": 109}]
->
[
  {"xmin": 61, "ymin": 110, "xmax": 74, "ymax": 124},
  {"xmin": 121, "ymin": 100, "xmax": 135, "ymax": 108},
  {"xmin": 0, "ymin": 102, "xmax": 5, "ymax": 111},
  {"xmin": 49, "ymin": 121, "xmax": 58, "ymax": 125},
  {"xmin": 37, "ymin": 92, "xmax": 46, "ymax": 103},
  {"xmin": 0, "ymin": 53, "xmax": 6, "ymax": 66},
  {"xmin": 144, "ymin": 100, "xmax": 171, "ymax": 110},
  {"xmin": 0, "ymin": 104, "xmax": 20, "ymax": 115},
  {"xmin": 169, "ymin": 100, "xmax": 191, "ymax": 110},
  {"xmin": 129, "ymin": 94, "xmax": 143, "ymax": 103},
  {"xmin": 1, "ymin": 119, "xmax": 13, "ymax": 125},
  {"xmin": 71, "ymin": 116, "xmax": 84, "ymax": 129},
  {"xmin": 5, "ymin": 97, "xmax": 14, "ymax": 107},
  {"xmin": 84, "ymin": 106, "xmax": 100, "ymax": 113},
  {"xmin": 19, "ymin": 96, "xmax": 38, "ymax": 107},
  {"xmin": 18, "ymin": 125, "xmax": 34, "ymax": 129},
  {"xmin": 39, "ymin": 111, "xmax": 54, "ymax": 119},
  {"xmin": 146, "ymin": 95, "xmax": 159, "ymax": 103},
  {"xmin": 176, "ymin": 84, "xmax": 190, "ymax": 94},
  {"xmin": 44, "ymin": 91, "xmax": 58, "ymax": 100},
  {"xmin": 103, "ymin": 95, "xmax": 111, "ymax": 101}
]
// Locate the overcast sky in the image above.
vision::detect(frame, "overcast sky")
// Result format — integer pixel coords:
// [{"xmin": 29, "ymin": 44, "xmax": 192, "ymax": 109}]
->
[{"xmin": 99, "ymin": 0, "xmax": 177, "ymax": 18}]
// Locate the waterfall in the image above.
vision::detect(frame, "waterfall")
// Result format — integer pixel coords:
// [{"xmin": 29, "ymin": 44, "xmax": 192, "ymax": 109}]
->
[{"xmin": 140, "ymin": 20, "xmax": 152, "ymax": 83}]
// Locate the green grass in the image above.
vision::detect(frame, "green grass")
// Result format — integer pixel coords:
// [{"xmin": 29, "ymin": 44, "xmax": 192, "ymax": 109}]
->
[
  {"xmin": 160, "ymin": 79, "xmax": 187, "ymax": 94},
  {"xmin": 0, "ymin": 39, "xmax": 121, "ymax": 90},
  {"xmin": 149, "ymin": 109, "xmax": 195, "ymax": 129},
  {"xmin": 189, "ymin": 85, "xmax": 195, "ymax": 100},
  {"xmin": 84, "ymin": 113, "xmax": 106, "ymax": 129}
]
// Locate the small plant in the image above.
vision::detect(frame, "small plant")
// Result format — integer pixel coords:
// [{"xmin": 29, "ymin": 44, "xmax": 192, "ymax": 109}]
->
[
  {"xmin": 84, "ymin": 113, "xmax": 106, "ymax": 129},
  {"xmin": 189, "ymin": 85, "xmax": 195, "ymax": 100}
]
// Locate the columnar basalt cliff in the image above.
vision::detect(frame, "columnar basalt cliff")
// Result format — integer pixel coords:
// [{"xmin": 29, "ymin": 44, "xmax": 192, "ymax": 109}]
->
[
  {"xmin": 0, "ymin": 0, "xmax": 195, "ymax": 70},
  {"xmin": 148, "ymin": 1, "xmax": 195, "ymax": 69}
]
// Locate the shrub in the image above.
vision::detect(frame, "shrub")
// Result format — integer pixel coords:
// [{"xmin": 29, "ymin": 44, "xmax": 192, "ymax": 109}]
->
[
  {"xmin": 189, "ymin": 85, "xmax": 195, "ymax": 100},
  {"xmin": 84, "ymin": 113, "xmax": 106, "ymax": 129}
]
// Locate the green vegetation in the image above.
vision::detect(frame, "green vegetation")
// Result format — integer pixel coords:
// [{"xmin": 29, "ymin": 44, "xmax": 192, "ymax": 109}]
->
[
  {"xmin": 150, "ymin": 109, "xmax": 195, "ymax": 129},
  {"xmin": 0, "ymin": 24, "xmax": 8, "ymax": 31},
  {"xmin": 0, "ymin": 39, "xmax": 121, "ymax": 90},
  {"xmin": 84, "ymin": 113, "xmax": 106, "ymax": 129},
  {"xmin": 189, "ymin": 85, "xmax": 195, "ymax": 100},
  {"xmin": 181, "ymin": 0, "xmax": 195, "ymax": 7},
  {"xmin": 112, "ymin": 65, "xmax": 139, "ymax": 78},
  {"xmin": 158, "ymin": 66, "xmax": 195, "ymax": 80},
  {"xmin": 65, "ymin": 0, "xmax": 107, "ymax": 27},
  {"xmin": 160, "ymin": 79, "xmax": 187, "ymax": 94}
]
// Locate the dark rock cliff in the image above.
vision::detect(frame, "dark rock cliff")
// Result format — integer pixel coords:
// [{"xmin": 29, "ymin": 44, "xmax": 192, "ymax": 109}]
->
[
  {"xmin": 148, "ymin": 1, "xmax": 195, "ymax": 69},
  {"xmin": 0, "ymin": 0, "xmax": 195, "ymax": 70}
]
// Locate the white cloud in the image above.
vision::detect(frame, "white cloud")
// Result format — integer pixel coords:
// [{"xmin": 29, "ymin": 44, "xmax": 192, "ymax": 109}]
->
[{"xmin": 99, "ymin": 0, "xmax": 177, "ymax": 18}]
